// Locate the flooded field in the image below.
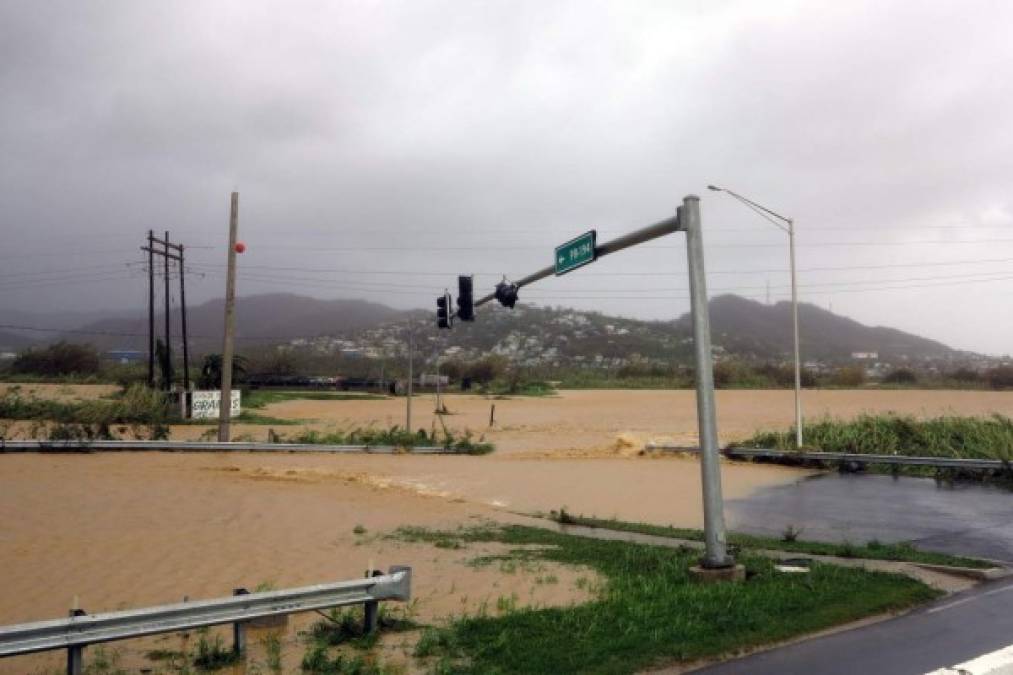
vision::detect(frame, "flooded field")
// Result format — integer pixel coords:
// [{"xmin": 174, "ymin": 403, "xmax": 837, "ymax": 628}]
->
[
  {"xmin": 2, "ymin": 387, "xmax": 1012, "ymax": 671},
  {"xmin": 7, "ymin": 385, "xmax": 1013, "ymax": 451}
]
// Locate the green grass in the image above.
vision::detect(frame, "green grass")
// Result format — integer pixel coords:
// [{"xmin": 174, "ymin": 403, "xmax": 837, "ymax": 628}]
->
[
  {"xmin": 549, "ymin": 512, "xmax": 993, "ymax": 569},
  {"xmin": 1, "ymin": 384, "xmax": 174, "ymax": 440},
  {"xmin": 0, "ymin": 384, "xmax": 171, "ymax": 426},
  {"xmin": 283, "ymin": 426, "xmax": 494, "ymax": 454},
  {"xmin": 298, "ymin": 605, "xmax": 415, "ymax": 674},
  {"xmin": 243, "ymin": 390, "xmax": 388, "ymax": 409},
  {"xmin": 394, "ymin": 524, "xmax": 940, "ymax": 674},
  {"xmin": 231, "ymin": 411, "xmax": 301, "ymax": 425},
  {"xmin": 739, "ymin": 413, "xmax": 1013, "ymax": 484},
  {"xmin": 191, "ymin": 629, "xmax": 240, "ymax": 670},
  {"xmin": 482, "ymin": 380, "xmax": 558, "ymax": 397}
]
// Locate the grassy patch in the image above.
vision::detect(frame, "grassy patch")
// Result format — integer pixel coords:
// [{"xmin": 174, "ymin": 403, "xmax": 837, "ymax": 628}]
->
[
  {"xmin": 1, "ymin": 384, "xmax": 173, "ymax": 440},
  {"xmin": 231, "ymin": 411, "xmax": 301, "ymax": 425},
  {"xmin": 243, "ymin": 390, "xmax": 388, "ymax": 409},
  {"xmin": 393, "ymin": 524, "xmax": 938, "ymax": 673},
  {"xmin": 549, "ymin": 512, "xmax": 993, "ymax": 569},
  {"xmin": 282, "ymin": 426, "xmax": 493, "ymax": 454},
  {"xmin": 483, "ymin": 380, "xmax": 558, "ymax": 397},
  {"xmin": 739, "ymin": 413, "xmax": 1013, "ymax": 485},
  {"xmin": 298, "ymin": 605, "xmax": 416, "ymax": 674},
  {"xmin": 191, "ymin": 629, "xmax": 240, "ymax": 670}
]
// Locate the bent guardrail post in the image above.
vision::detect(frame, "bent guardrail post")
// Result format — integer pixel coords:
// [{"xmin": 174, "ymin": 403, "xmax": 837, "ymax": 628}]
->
[{"xmin": 0, "ymin": 566, "xmax": 412, "ymax": 674}]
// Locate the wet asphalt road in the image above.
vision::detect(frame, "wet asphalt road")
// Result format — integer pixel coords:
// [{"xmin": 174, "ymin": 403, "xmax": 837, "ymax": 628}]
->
[
  {"xmin": 695, "ymin": 578, "xmax": 1013, "ymax": 675},
  {"xmin": 726, "ymin": 473, "xmax": 1013, "ymax": 563}
]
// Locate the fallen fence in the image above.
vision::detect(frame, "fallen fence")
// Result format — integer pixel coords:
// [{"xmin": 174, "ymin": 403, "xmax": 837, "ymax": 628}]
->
[
  {"xmin": 644, "ymin": 443, "xmax": 1009, "ymax": 471},
  {"xmin": 0, "ymin": 566, "xmax": 411, "ymax": 674},
  {"xmin": 0, "ymin": 439, "xmax": 457, "ymax": 454}
]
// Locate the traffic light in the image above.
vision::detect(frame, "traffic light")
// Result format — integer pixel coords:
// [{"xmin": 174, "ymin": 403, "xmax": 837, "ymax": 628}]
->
[
  {"xmin": 436, "ymin": 292, "xmax": 452, "ymax": 329},
  {"xmin": 457, "ymin": 275, "xmax": 475, "ymax": 321},
  {"xmin": 495, "ymin": 280, "xmax": 519, "ymax": 308}
]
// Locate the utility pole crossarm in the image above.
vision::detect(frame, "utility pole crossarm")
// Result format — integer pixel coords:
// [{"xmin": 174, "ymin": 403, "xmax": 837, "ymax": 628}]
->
[{"xmin": 140, "ymin": 247, "xmax": 182, "ymax": 262}]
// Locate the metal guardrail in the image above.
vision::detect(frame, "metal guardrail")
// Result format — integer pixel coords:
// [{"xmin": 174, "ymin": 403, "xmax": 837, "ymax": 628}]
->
[
  {"xmin": 644, "ymin": 443, "xmax": 1009, "ymax": 470},
  {"xmin": 0, "ymin": 440, "xmax": 458, "ymax": 454},
  {"xmin": 723, "ymin": 447, "xmax": 1008, "ymax": 470},
  {"xmin": 0, "ymin": 566, "xmax": 411, "ymax": 673}
]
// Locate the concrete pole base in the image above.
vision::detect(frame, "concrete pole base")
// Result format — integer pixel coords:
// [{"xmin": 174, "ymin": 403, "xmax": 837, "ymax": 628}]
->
[{"xmin": 689, "ymin": 564, "xmax": 746, "ymax": 583}]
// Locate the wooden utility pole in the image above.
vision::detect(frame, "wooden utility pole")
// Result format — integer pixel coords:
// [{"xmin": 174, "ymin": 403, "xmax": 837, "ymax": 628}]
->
[
  {"xmin": 218, "ymin": 192, "xmax": 239, "ymax": 442},
  {"xmin": 163, "ymin": 230, "xmax": 172, "ymax": 391},
  {"xmin": 143, "ymin": 231, "xmax": 184, "ymax": 392},
  {"xmin": 147, "ymin": 230, "xmax": 155, "ymax": 387},
  {"xmin": 179, "ymin": 243, "xmax": 191, "ymax": 403}
]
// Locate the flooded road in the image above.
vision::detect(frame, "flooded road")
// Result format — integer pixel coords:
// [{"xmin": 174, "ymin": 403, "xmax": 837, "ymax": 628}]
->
[{"xmin": 727, "ymin": 473, "xmax": 1013, "ymax": 563}]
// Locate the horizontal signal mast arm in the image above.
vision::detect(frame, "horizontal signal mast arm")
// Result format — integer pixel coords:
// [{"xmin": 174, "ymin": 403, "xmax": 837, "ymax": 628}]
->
[{"xmin": 472, "ymin": 212, "xmax": 682, "ymax": 310}]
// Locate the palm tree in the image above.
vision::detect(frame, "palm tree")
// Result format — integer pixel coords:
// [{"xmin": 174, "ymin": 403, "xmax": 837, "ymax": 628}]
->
[{"xmin": 197, "ymin": 353, "xmax": 247, "ymax": 389}]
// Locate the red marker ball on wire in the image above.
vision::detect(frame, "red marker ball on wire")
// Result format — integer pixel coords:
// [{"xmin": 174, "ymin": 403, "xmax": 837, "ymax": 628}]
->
[{"xmin": 234, "ymin": 242, "xmax": 246, "ymax": 254}]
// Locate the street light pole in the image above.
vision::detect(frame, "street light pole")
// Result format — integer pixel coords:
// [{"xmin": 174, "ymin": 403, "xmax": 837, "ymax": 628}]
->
[
  {"xmin": 708, "ymin": 185, "xmax": 804, "ymax": 448},
  {"xmin": 788, "ymin": 219, "xmax": 803, "ymax": 449}
]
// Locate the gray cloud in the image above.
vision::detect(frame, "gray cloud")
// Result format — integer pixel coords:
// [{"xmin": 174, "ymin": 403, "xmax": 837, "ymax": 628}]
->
[{"xmin": 2, "ymin": 0, "xmax": 1011, "ymax": 354}]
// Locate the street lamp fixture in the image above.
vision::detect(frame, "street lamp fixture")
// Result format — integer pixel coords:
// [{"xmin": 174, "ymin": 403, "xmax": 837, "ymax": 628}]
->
[{"xmin": 708, "ymin": 184, "xmax": 804, "ymax": 449}]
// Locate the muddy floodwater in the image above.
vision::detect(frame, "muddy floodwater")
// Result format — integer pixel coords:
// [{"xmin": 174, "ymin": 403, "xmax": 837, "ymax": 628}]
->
[
  {"xmin": 0, "ymin": 450, "xmax": 800, "ymax": 673},
  {"xmin": 2, "ymin": 388, "xmax": 1012, "ymax": 672}
]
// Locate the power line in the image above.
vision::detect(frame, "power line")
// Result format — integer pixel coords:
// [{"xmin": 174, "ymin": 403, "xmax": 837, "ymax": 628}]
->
[{"xmin": 186, "ymin": 255, "xmax": 1013, "ymax": 277}]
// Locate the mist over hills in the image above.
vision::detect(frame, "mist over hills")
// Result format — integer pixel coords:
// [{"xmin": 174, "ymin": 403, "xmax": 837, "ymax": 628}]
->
[{"xmin": 0, "ymin": 292, "xmax": 972, "ymax": 367}]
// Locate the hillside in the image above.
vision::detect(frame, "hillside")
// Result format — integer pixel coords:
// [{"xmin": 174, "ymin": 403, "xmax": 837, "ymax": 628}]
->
[
  {"xmin": 306, "ymin": 295, "xmax": 968, "ymax": 371},
  {"xmin": 64, "ymin": 294, "xmax": 401, "ymax": 352},
  {"xmin": 5, "ymin": 292, "xmax": 972, "ymax": 368},
  {"xmin": 692, "ymin": 295, "xmax": 957, "ymax": 362}
]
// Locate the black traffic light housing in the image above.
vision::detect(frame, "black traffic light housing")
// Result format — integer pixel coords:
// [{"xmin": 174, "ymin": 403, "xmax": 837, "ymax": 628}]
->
[
  {"xmin": 495, "ymin": 280, "xmax": 519, "ymax": 308},
  {"xmin": 457, "ymin": 275, "xmax": 475, "ymax": 321},
  {"xmin": 436, "ymin": 292, "xmax": 452, "ymax": 329}
]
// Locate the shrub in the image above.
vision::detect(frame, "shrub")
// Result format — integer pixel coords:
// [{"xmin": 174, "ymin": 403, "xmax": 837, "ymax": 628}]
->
[
  {"xmin": 465, "ymin": 356, "xmax": 507, "ymax": 385},
  {"xmin": 713, "ymin": 360, "xmax": 766, "ymax": 388},
  {"xmin": 11, "ymin": 342, "xmax": 100, "ymax": 377},
  {"xmin": 830, "ymin": 365, "xmax": 866, "ymax": 387},
  {"xmin": 883, "ymin": 368, "xmax": 918, "ymax": 385},
  {"xmin": 949, "ymin": 368, "xmax": 982, "ymax": 384},
  {"xmin": 986, "ymin": 365, "xmax": 1013, "ymax": 390},
  {"xmin": 781, "ymin": 524, "xmax": 803, "ymax": 542}
]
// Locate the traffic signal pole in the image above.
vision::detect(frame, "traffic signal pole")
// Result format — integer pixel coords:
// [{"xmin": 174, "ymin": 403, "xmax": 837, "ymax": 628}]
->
[
  {"xmin": 682, "ymin": 196, "xmax": 731, "ymax": 568},
  {"xmin": 440, "ymin": 194, "xmax": 734, "ymax": 572}
]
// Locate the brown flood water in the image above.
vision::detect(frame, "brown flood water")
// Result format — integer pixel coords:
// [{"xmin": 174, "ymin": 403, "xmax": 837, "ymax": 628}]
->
[
  {"xmin": 0, "ymin": 450, "xmax": 798, "ymax": 673},
  {"xmin": 3, "ymin": 388, "xmax": 1011, "ymax": 671},
  {"xmin": 183, "ymin": 388, "xmax": 1013, "ymax": 452}
]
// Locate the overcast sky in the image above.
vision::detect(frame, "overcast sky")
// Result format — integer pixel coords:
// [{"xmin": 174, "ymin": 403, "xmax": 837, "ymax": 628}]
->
[{"xmin": 2, "ymin": 0, "xmax": 1012, "ymax": 355}]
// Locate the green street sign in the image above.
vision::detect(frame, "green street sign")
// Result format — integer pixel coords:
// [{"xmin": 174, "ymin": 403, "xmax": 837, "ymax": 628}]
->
[{"xmin": 555, "ymin": 230, "xmax": 597, "ymax": 275}]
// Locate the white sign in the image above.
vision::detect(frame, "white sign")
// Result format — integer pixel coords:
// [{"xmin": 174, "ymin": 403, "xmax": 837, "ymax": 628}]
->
[{"xmin": 190, "ymin": 390, "xmax": 241, "ymax": 419}]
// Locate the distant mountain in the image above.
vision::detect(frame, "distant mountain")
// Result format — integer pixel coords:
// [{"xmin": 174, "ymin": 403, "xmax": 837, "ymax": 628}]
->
[
  {"xmin": 8, "ymin": 292, "xmax": 968, "ymax": 366},
  {"xmin": 308, "ymin": 294, "xmax": 967, "ymax": 369},
  {"xmin": 686, "ymin": 295, "xmax": 958, "ymax": 362},
  {"xmin": 64, "ymin": 293, "xmax": 403, "ymax": 353},
  {"xmin": 0, "ymin": 330, "xmax": 37, "ymax": 351}
]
